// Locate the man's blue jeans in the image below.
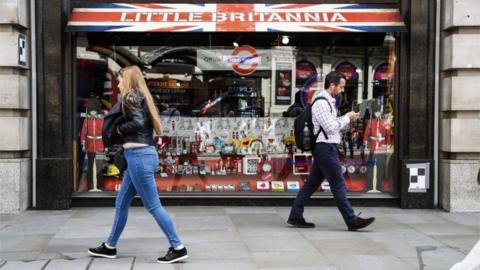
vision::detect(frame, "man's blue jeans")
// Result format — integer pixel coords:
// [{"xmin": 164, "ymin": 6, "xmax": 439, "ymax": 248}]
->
[
  {"xmin": 289, "ymin": 143, "xmax": 357, "ymax": 224},
  {"xmin": 107, "ymin": 146, "xmax": 182, "ymax": 248}
]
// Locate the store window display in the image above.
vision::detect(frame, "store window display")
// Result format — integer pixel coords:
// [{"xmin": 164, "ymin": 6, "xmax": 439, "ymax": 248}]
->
[
  {"xmin": 74, "ymin": 41, "xmax": 397, "ymax": 196},
  {"xmin": 79, "ymin": 110, "xmax": 105, "ymax": 192}
]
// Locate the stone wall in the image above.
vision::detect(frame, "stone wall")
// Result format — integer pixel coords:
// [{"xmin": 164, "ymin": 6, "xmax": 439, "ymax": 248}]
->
[
  {"xmin": 440, "ymin": 0, "xmax": 480, "ymax": 212},
  {"xmin": 0, "ymin": 0, "xmax": 32, "ymax": 213}
]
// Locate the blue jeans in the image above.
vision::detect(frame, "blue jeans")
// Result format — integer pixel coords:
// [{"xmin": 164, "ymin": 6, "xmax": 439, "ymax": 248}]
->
[
  {"xmin": 289, "ymin": 143, "xmax": 357, "ymax": 224},
  {"xmin": 107, "ymin": 146, "xmax": 182, "ymax": 248}
]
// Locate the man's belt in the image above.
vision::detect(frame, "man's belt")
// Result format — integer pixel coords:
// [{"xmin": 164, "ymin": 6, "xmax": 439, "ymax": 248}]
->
[{"xmin": 86, "ymin": 135, "xmax": 102, "ymax": 139}]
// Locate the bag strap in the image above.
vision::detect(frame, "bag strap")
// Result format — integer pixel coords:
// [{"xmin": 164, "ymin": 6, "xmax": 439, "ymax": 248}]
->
[
  {"xmin": 170, "ymin": 108, "xmax": 179, "ymax": 117},
  {"xmin": 310, "ymin": 96, "xmax": 333, "ymax": 141}
]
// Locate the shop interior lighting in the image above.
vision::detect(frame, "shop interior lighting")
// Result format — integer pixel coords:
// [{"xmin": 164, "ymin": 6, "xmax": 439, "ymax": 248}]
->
[
  {"xmin": 281, "ymin": 35, "xmax": 290, "ymax": 45},
  {"xmin": 383, "ymin": 32, "xmax": 395, "ymax": 46},
  {"xmin": 233, "ymin": 36, "xmax": 242, "ymax": 48}
]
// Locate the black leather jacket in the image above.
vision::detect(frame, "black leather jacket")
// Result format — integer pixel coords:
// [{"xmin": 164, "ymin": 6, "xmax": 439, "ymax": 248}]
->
[{"xmin": 118, "ymin": 90, "xmax": 155, "ymax": 146}]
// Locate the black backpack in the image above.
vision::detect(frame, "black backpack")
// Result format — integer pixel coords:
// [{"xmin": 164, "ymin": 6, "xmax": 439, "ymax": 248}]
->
[{"xmin": 294, "ymin": 97, "xmax": 332, "ymax": 152}]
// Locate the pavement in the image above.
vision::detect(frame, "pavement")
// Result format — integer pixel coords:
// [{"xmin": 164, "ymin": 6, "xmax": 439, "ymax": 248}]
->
[{"xmin": 0, "ymin": 206, "xmax": 479, "ymax": 270}]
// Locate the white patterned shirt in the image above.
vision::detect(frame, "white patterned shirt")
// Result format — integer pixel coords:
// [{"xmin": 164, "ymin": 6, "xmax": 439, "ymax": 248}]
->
[{"xmin": 312, "ymin": 90, "xmax": 350, "ymax": 144}]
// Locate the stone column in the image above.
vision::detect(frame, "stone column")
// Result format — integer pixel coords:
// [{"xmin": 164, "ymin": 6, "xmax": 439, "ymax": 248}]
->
[
  {"xmin": 440, "ymin": 0, "xmax": 480, "ymax": 212},
  {"xmin": 0, "ymin": 0, "xmax": 32, "ymax": 213}
]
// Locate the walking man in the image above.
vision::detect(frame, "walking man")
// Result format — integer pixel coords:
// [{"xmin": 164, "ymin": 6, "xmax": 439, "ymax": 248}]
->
[{"xmin": 288, "ymin": 71, "xmax": 375, "ymax": 231}]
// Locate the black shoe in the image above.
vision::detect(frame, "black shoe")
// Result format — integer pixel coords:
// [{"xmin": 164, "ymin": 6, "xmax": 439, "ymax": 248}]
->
[
  {"xmin": 287, "ymin": 218, "xmax": 315, "ymax": 228},
  {"xmin": 88, "ymin": 242, "xmax": 117, "ymax": 259},
  {"xmin": 157, "ymin": 247, "xmax": 188, "ymax": 264},
  {"xmin": 347, "ymin": 213, "xmax": 375, "ymax": 231}
]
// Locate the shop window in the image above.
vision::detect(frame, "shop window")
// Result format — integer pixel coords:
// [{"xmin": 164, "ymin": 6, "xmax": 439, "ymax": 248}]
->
[{"xmin": 74, "ymin": 36, "xmax": 397, "ymax": 196}]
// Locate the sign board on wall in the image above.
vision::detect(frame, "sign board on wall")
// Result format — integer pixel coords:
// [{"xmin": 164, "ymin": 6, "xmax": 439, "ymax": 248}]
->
[
  {"xmin": 335, "ymin": 62, "xmax": 358, "ymax": 80},
  {"xmin": 296, "ymin": 60, "xmax": 317, "ymax": 87},
  {"xmin": 374, "ymin": 63, "xmax": 393, "ymax": 81},
  {"xmin": 406, "ymin": 163, "xmax": 430, "ymax": 193},
  {"xmin": 18, "ymin": 34, "xmax": 26, "ymax": 66},
  {"xmin": 66, "ymin": 4, "xmax": 407, "ymax": 33},
  {"xmin": 197, "ymin": 46, "xmax": 271, "ymax": 75}
]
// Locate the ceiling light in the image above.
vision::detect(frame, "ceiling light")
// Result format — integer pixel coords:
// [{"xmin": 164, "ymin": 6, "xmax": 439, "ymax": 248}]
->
[
  {"xmin": 281, "ymin": 36, "xmax": 290, "ymax": 45},
  {"xmin": 233, "ymin": 41, "xmax": 239, "ymax": 47},
  {"xmin": 383, "ymin": 32, "xmax": 395, "ymax": 46}
]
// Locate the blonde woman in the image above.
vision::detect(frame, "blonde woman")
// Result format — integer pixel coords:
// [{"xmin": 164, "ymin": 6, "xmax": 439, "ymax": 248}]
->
[{"xmin": 88, "ymin": 66, "xmax": 187, "ymax": 264}]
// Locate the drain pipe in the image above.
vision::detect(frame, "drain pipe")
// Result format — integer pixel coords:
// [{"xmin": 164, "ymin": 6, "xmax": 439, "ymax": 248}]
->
[
  {"xmin": 434, "ymin": 0, "xmax": 441, "ymax": 207},
  {"xmin": 30, "ymin": 0, "xmax": 37, "ymax": 208}
]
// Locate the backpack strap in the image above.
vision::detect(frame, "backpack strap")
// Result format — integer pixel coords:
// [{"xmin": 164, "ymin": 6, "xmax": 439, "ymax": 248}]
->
[
  {"xmin": 170, "ymin": 108, "xmax": 179, "ymax": 117},
  {"xmin": 311, "ymin": 97, "xmax": 333, "ymax": 141}
]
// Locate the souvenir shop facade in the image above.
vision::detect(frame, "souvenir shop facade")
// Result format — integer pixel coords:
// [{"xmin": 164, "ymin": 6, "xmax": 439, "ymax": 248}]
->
[{"xmin": 35, "ymin": 0, "xmax": 437, "ymax": 209}]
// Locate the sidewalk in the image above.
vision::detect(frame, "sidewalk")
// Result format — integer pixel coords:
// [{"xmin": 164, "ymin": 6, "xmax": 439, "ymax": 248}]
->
[{"xmin": 1, "ymin": 206, "xmax": 478, "ymax": 270}]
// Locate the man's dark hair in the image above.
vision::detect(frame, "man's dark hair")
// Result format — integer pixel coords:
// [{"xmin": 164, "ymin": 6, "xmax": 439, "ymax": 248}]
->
[{"xmin": 324, "ymin": 71, "xmax": 347, "ymax": 89}]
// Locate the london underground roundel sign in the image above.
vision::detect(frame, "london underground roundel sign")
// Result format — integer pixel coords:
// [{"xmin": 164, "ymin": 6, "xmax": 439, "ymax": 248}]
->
[{"xmin": 230, "ymin": 45, "xmax": 258, "ymax": 75}]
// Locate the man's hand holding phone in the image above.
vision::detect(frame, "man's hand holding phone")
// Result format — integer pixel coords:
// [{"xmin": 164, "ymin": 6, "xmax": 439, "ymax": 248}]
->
[{"xmin": 347, "ymin": 111, "xmax": 360, "ymax": 122}]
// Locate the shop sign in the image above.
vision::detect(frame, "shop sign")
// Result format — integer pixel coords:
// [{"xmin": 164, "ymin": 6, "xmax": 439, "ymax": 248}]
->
[
  {"xmin": 147, "ymin": 78, "xmax": 192, "ymax": 89},
  {"xmin": 296, "ymin": 60, "xmax": 316, "ymax": 80},
  {"xmin": 275, "ymin": 62, "xmax": 293, "ymax": 105},
  {"xmin": 335, "ymin": 62, "xmax": 358, "ymax": 80},
  {"xmin": 67, "ymin": 4, "xmax": 406, "ymax": 32},
  {"xmin": 374, "ymin": 63, "xmax": 393, "ymax": 81},
  {"xmin": 18, "ymin": 34, "xmax": 26, "ymax": 66},
  {"xmin": 197, "ymin": 47, "xmax": 271, "ymax": 74},
  {"xmin": 231, "ymin": 45, "xmax": 258, "ymax": 75},
  {"xmin": 296, "ymin": 60, "xmax": 317, "ymax": 87}
]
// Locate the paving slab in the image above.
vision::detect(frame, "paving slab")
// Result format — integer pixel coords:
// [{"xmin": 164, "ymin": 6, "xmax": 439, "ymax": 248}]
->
[
  {"xmin": 225, "ymin": 207, "xmax": 277, "ymax": 214},
  {"xmin": 0, "ymin": 234, "xmax": 54, "ymax": 253},
  {"xmin": 89, "ymin": 257, "xmax": 134, "ymax": 270},
  {"xmin": 326, "ymin": 254, "xmax": 416, "ymax": 270},
  {"xmin": 311, "ymin": 236, "xmax": 390, "ymax": 256},
  {"xmin": 128, "ymin": 256, "xmax": 176, "ymax": 270},
  {"xmin": 437, "ymin": 212, "xmax": 480, "ymax": 228},
  {"xmin": 186, "ymin": 241, "xmax": 252, "ymax": 260},
  {"xmin": 260, "ymin": 266, "xmax": 339, "ymax": 270},
  {"xmin": 236, "ymin": 224, "xmax": 302, "ymax": 238},
  {"xmin": 244, "ymin": 236, "xmax": 318, "ymax": 253},
  {"xmin": 1, "ymin": 260, "xmax": 48, "ymax": 270},
  {"xmin": 251, "ymin": 251, "xmax": 331, "ymax": 268},
  {"xmin": 230, "ymin": 213, "xmax": 285, "ymax": 226},
  {"xmin": 412, "ymin": 223, "xmax": 478, "ymax": 236},
  {"xmin": 178, "ymin": 229, "xmax": 243, "ymax": 243},
  {"xmin": 43, "ymin": 258, "xmax": 91, "ymax": 270},
  {"xmin": 432, "ymin": 235, "xmax": 480, "ymax": 254},
  {"xmin": 413, "ymin": 246, "xmax": 467, "ymax": 270},
  {"xmin": 0, "ymin": 251, "xmax": 40, "ymax": 261},
  {"xmin": 181, "ymin": 259, "xmax": 259, "ymax": 270},
  {"xmin": 175, "ymin": 215, "xmax": 235, "ymax": 231}
]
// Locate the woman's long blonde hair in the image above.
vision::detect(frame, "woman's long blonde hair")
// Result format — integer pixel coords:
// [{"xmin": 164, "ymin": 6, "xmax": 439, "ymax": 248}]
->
[{"xmin": 119, "ymin": 65, "xmax": 162, "ymax": 134}]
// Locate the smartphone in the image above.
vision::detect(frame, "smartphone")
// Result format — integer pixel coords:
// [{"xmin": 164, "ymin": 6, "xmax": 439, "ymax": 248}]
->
[{"xmin": 352, "ymin": 101, "xmax": 360, "ymax": 113}]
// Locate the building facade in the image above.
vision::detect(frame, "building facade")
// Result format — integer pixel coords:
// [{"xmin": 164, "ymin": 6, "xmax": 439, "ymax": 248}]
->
[
  {"xmin": 439, "ymin": 0, "xmax": 480, "ymax": 212},
  {"xmin": 0, "ymin": 0, "xmax": 32, "ymax": 213},
  {"xmin": 0, "ymin": 0, "xmax": 478, "ymax": 213}
]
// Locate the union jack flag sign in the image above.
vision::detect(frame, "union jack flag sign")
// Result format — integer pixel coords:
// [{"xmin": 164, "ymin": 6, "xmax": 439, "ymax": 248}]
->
[{"xmin": 67, "ymin": 3, "xmax": 406, "ymax": 32}]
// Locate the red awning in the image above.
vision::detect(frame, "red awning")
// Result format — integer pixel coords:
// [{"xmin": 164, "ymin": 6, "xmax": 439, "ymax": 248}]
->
[{"xmin": 67, "ymin": 3, "xmax": 406, "ymax": 33}]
